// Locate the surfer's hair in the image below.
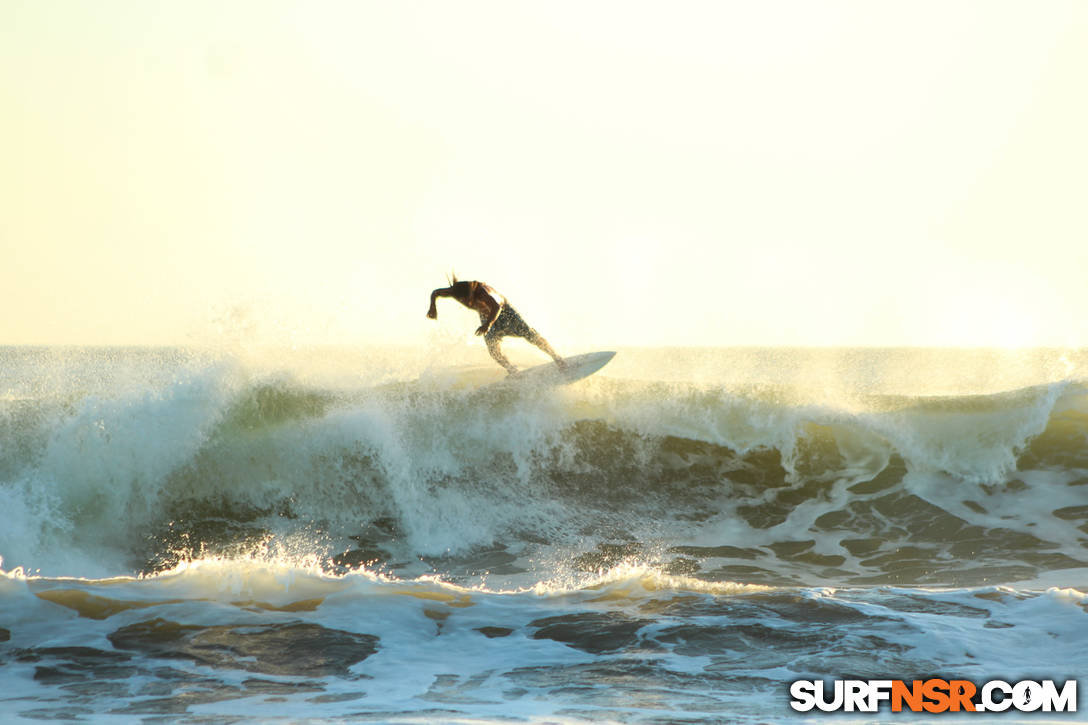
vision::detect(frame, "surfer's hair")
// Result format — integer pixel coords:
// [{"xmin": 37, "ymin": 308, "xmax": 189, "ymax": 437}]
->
[
  {"xmin": 449, "ymin": 280, "xmax": 475, "ymax": 301},
  {"xmin": 445, "ymin": 271, "xmax": 477, "ymax": 302}
]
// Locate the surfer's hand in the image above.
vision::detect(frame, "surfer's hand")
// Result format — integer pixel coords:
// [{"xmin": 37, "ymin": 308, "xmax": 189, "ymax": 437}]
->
[
  {"xmin": 475, "ymin": 324, "xmax": 488, "ymax": 336},
  {"xmin": 426, "ymin": 307, "xmax": 437, "ymax": 320}
]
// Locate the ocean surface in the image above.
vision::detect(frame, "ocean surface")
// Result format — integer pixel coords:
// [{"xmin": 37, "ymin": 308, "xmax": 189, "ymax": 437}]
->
[{"xmin": 1, "ymin": 345, "xmax": 1086, "ymax": 723}]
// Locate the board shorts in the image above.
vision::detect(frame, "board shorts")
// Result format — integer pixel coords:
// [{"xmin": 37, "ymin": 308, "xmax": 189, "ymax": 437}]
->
[{"xmin": 485, "ymin": 305, "xmax": 535, "ymax": 342}]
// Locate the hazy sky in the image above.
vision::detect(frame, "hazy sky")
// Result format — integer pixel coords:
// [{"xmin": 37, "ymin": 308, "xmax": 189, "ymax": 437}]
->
[{"xmin": 2, "ymin": 1, "xmax": 1085, "ymax": 348}]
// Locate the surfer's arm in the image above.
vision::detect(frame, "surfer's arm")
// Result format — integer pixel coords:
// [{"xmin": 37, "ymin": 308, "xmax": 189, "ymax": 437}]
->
[
  {"xmin": 474, "ymin": 294, "xmax": 502, "ymax": 336},
  {"xmin": 427, "ymin": 287, "xmax": 454, "ymax": 319}
]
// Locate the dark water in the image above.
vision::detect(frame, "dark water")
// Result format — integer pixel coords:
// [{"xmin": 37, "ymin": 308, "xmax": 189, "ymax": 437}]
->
[{"xmin": 1, "ymin": 346, "xmax": 1086, "ymax": 722}]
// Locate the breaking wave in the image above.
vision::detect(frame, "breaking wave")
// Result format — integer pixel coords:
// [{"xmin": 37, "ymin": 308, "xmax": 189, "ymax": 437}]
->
[{"xmin": 2, "ymin": 347, "xmax": 1085, "ymax": 588}]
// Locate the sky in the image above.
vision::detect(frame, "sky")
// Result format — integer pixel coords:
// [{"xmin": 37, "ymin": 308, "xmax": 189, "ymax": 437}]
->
[{"xmin": 1, "ymin": 1, "xmax": 1086, "ymax": 348}]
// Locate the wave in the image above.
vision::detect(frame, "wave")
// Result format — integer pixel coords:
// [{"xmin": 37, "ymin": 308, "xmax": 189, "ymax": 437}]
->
[
  {"xmin": 4, "ymin": 549, "xmax": 1085, "ymax": 722},
  {"xmin": 1, "ymin": 353, "xmax": 1086, "ymax": 586}
]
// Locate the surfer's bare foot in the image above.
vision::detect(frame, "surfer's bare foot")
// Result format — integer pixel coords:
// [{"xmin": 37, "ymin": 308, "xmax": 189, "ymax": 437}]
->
[{"xmin": 555, "ymin": 358, "xmax": 567, "ymax": 370}]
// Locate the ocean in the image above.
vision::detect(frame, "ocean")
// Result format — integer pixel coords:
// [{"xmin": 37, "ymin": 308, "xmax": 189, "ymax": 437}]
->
[{"xmin": 1, "ymin": 345, "xmax": 1086, "ymax": 723}]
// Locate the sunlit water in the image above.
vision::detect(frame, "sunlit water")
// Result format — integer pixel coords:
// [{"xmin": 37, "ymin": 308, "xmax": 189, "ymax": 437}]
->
[{"xmin": 2, "ymin": 346, "xmax": 1086, "ymax": 723}]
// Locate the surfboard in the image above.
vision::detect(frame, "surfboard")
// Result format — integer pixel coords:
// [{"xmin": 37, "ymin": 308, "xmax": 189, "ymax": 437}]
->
[{"xmin": 493, "ymin": 351, "xmax": 616, "ymax": 388}]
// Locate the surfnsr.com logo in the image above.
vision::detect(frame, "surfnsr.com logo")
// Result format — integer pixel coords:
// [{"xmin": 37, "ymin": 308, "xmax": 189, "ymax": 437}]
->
[{"xmin": 789, "ymin": 679, "xmax": 1077, "ymax": 713}]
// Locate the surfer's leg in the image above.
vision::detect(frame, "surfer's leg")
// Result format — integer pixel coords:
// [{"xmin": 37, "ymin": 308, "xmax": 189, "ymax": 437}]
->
[
  {"xmin": 526, "ymin": 330, "xmax": 566, "ymax": 368},
  {"xmin": 485, "ymin": 336, "xmax": 519, "ymax": 375}
]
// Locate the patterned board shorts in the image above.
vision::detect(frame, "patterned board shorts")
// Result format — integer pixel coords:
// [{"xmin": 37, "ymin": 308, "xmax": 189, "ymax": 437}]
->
[{"xmin": 485, "ymin": 306, "xmax": 535, "ymax": 342}]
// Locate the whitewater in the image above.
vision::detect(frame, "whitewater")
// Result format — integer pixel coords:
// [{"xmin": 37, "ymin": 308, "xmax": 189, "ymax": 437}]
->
[{"xmin": 1, "ymin": 345, "xmax": 1086, "ymax": 723}]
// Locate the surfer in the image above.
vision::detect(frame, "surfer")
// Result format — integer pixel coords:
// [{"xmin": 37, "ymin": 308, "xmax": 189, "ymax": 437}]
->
[{"xmin": 426, "ymin": 276, "xmax": 565, "ymax": 375}]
